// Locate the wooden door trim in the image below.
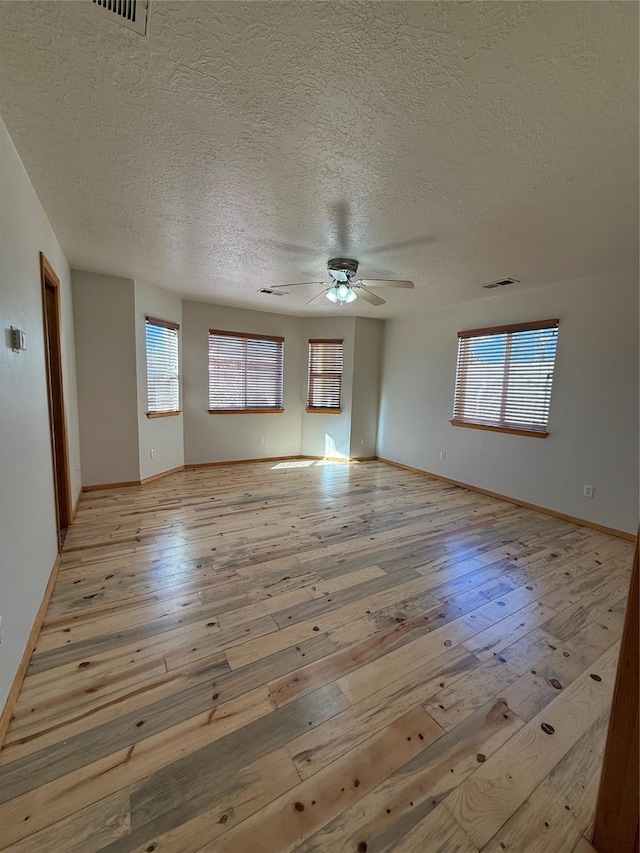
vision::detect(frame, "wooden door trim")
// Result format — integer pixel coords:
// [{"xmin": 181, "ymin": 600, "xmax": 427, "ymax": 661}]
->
[
  {"xmin": 592, "ymin": 528, "xmax": 639, "ymax": 852},
  {"xmin": 40, "ymin": 252, "xmax": 73, "ymax": 548}
]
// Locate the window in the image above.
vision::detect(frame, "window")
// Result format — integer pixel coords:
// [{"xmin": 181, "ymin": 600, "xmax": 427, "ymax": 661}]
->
[
  {"xmin": 307, "ymin": 339, "xmax": 344, "ymax": 413},
  {"xmin": 208, "ymin": 330, "xmax": 284, "ymax": 413},
  {"xmin": 452, "ymin": 319, "xmax": 559, "ymax": 437},
  {"xmin": 145, "ymin": 317, "xmax": 180, "ymax": 417}
]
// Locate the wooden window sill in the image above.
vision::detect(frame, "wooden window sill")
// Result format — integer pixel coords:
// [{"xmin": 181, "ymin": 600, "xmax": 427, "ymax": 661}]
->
[
  {"xmin": 147, "ymin": 411, "xmax": 182, "ymax": 419},
  {"xmin": 208, "ymin": 408, "xmax": 285, "ymax": 415},
  {"xmin": 306, "ymin": 408, "xmax": 342, "ymax": 415},
  {"xmin": 450, "ymin": 419, "xmax": 548, "ymax": 439}
]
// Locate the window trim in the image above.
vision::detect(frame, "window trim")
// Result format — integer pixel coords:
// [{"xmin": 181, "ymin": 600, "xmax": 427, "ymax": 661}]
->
[
  {"xmin": 449, "ymin": 419, "xmax": 549, "ymax": 439},
  {"xmin": 147, "ymin": 410, "xmax": 182, "ymax": 419},
  {"xmin": 307, "ymin": 338, "xmax": 344, "ymax": 414},
  {"xmin": 456, "ymin": 318, "xmax": 559, "ymax": 340},
  {"xmin": 208, "ymin": 329, "xmax": 285, "ymax": 414},
  {"xmin": 451, "ymin": 318, "xmax": 559, "ymax": 438},
  {"xmin": 145, "ymin": 315, "xmax": 180, "ymax": 418}
]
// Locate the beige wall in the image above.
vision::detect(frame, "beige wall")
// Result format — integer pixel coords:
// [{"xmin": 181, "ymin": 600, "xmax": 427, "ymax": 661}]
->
[
  {"xmin": 350, "ymin": 318, "xmax": 383, "ymax": 458},
  {"xmin": 182, "ymin": 303, "xmax": 381, "ymax": 463},
  {"xmin": 72, "ymin": 271, "xmax": 139, "ymax": 486},
  {"xmin": 182, "ymin": 300, "xmax": 304, "ymax": 464},
  {"xmin": 378, "ymin": 268, "xmax": 639, "ymax": 534},
  {"xmin": 300, "ymin": 317, "xmax": 355, "ymax": 459},
  {"xmin": 0, "ymin": 118, "xmax": 81, "ymax": 709},
  {"xmin": 75, "ymin": 290, "xmax": 377, "ymax": 476},
  {"xmin": 134, "ymin": 281, "xmax": 184, "ymax": 481}
]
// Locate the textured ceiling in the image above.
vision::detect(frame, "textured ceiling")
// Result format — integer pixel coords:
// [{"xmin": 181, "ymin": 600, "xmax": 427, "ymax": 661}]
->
[{"xmin": 0, "ymin": 1, "xmax": 637, "ymax": 317}]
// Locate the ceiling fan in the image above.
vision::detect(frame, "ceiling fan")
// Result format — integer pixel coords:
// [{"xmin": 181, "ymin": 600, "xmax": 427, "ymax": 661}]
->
[{"xmin": 263, "ymin": 258, "xmax": 414, "ymax": 306}]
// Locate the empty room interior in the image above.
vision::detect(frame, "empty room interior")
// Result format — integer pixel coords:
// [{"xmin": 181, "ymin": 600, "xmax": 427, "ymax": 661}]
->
[{"xmin": 0, "ymin": 2, "xmax": 638, "ymax": 852}]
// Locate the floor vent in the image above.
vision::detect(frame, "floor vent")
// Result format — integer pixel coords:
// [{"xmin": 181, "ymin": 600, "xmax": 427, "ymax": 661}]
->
[
  {"xmin": 259, "ymin": 288, "xmax": 285, "ymax": 296},
  {"xmin": 482, "ymin": 277, "xmax": 520, "ymax": 290},
  {"xmin": 91, "ymin": 0, "xmax": 149, "ymax": 35}
]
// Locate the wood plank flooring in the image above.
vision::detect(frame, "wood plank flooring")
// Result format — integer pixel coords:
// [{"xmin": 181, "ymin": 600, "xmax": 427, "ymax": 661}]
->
[{"xmin": 0, "ymin": 460, "xmax": 633, "ymax": 852}]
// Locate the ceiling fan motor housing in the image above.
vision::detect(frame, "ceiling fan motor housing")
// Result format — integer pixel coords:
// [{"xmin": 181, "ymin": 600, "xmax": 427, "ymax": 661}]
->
[{"xmin": 328, "ymin": 258, "xmax": 359, "ymax": 281}]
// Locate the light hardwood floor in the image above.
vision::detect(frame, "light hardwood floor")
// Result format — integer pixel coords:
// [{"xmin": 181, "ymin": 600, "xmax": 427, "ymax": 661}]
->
[{"xmin": 0, "ymin": 460, "xmax": 633, "ymax": 852}]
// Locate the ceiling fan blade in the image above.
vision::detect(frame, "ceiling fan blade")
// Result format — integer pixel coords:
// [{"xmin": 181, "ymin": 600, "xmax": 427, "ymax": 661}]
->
[
  {"xmin": 263, "ymin": 241, "xmax": 314, "ymax": 255},
  {"xmin": 331, "ymin": 201, "xmax": 350, "ymax": 253},
  {"xmin": 270, "ymin": 282, "xmax": 326, "ymax": 289},
  {"xmin": 353, "ymin": 286, "xmax": 386, "ymax": 306},
  {"xmin": 306, "ymin": 288, "xmax": 332, "ymax": 305},
  {"xmin": 364, "ymin": 235, "xmax": 432, "ymax": 256},
  {"xmin": 358, "ymin": 279, "xmax": 414, "ymax": 289}
]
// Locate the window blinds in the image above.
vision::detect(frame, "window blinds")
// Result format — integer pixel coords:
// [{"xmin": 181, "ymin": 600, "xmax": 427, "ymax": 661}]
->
[
  {"xmin": 208, "ymin": 330, "xmax": 284, "ymax": 412},
  {"xmin": 145, "ymin": 317, "xmax": 180, "ymax": 414},
  {"xmin": 308, "ymin": 340, "xmax": 344, "ymax": 410},
  {"xmin": 452, "ymin": 319, "xmax": 559, "ymax": 435}
]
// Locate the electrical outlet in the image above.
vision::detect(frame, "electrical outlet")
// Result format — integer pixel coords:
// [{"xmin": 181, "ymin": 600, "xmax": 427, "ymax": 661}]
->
[
  {"xmin": 583, "ymin": 484, "xmax": 594, "ymax": 498},
  {"xmin": 10, "ymin": 327, "xmax": 26, "ymax": 352},
  {"xmin": 360, "ymin": 436, "xmax": 366, "ymax": 445},
  {"xmin": 258, "ymin": 436, "xmax": 265, "ymax": 446},
  {"xmin": 150, "ymin": 449, "xmax": 156, "ymax": 459},
  {"xmin": 440, "ymin": 451, "xmax": 446, "ymax": 461}
]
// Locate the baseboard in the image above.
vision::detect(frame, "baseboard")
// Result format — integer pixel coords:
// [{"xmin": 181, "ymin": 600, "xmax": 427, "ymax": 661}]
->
[
  {"xmin": 83, "ymin": 456, "xmax": 363, "ymax": 485},
  {"xmin": 140, "ymin": 465, "xmax": 185, "ymax": 485},
  {"xmin": 0, "ymin": 552, "xmax": 62, "ymax": 749},
  {"xmin": 186, "ymin": 456, "xmax": 371, "ymax": 467},
  {"xmin": 184, "ymin": 456, "xmax": 305, "ymax": 469},
  {"xmin": 69, "ymin": 489, "xmax": 82, "ymax": 523},
  {"xmin": 82, "ymin": 480, "xmax": 141, "ymax": 492},
  {"xmin": 376, "ymin": 457, "xmax": 636, "ymax": 542},
  {"xmin": 83, "ymin": 466, "xmax": 188, "ymax": 491}
]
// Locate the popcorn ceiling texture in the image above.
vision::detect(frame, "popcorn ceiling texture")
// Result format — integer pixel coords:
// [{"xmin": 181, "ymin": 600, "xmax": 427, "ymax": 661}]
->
[{"xmin": 0, "ymin": 1, "xmax": 637, "ymax": 317}]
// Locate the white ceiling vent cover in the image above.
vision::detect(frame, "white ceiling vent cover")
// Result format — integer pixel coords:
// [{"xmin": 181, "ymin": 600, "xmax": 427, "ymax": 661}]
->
[
  {"xmin": 91, "ymin": 0, "xmax": 149, "ymax": 35},
  {"xmin": 482, "ymin": 277, "xmax": 520, "ymax": 290}
]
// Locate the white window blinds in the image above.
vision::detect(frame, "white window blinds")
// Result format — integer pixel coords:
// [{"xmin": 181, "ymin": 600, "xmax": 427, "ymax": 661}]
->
[
  {"xmin": 452, "ymin": 319, "xmax": 559, "ymax": 436},
  {"xmin": 145, "ymin": 317, "xmax": 180, "ymax": 415},
  {"xmin": 208, "ymin": 330, "xmax": 284, "ymax": 412},
  {"xmin": 307, "ymin": 340, "xmax": 344, "ymax": 411}
]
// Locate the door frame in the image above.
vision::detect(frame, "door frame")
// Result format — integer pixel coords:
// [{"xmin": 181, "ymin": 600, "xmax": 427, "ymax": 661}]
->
[
  {"xmin": 40, "ymin": 252, "xmax": 73, "ymax": 548},
  {"xmin": 592, "ymin": 528, "xmax": 639, "ymax": 852}
]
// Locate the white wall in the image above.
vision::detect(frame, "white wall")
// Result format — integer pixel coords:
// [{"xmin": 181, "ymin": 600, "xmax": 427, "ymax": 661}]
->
[
  {"xmin": 134, "ymin": 281, "xmax": 184, "ymax": 481},
  {"xmin": 0, "ymin": 117, "xmax": 81, "ymax": 710},
  {"xmin": 182, "ymin": 300, "xmax": 304, "ymax": 464},
  {"xmin": 301, "ymin": 317, "xmax": 356, "ymax": 459},
  {"xmin": 350, "ymin": 317, "xmax": 383, "ymax": 458},
  {"xmin": 72, "ymin": 271, "xmax": 139, "ymax": 486},
  {"xmin": 378, "ymin": 268, "xmax": 639, "ymax": 534}
]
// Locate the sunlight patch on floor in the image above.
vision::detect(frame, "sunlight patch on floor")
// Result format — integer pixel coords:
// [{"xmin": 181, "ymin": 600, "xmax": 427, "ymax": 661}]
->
[
  {"xmin": 271, "ymin": 460, "xmax": 315, "ymax": 469},
  {"xmin": 270, "ymin": 458, "xmax": 359, "ymax": 470}
]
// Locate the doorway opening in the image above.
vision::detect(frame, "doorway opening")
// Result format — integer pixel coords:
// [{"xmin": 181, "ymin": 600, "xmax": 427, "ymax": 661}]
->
[{"xmin": 40, "ymin": 253, "xmax": 73, "ymax": 548}]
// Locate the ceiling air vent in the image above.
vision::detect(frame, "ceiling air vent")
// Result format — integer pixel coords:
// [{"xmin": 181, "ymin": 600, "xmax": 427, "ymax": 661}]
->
[
  {"xmin": 91, "ymin": 0, "xmax": 149, "ymax": 35},
  {"xmin": 259, "ymin": 288, "xmax": 285, "ymax": 296},
  {"xmin": 482, "ymin": 277, "xmax": 520, "ymax": 290}
]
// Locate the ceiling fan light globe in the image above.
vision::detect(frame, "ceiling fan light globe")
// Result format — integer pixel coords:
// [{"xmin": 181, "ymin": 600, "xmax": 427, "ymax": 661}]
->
[
  {"xmin": 336, "ymin": 283, "xmax": 350, "ymax": 300},
  {"xmin": 325, "ymin": 288, "xmax": 339, "ymax": 303},
  {"xmin": 344, "ymin": 288, "xmax": 357, "ymax": 303}
]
